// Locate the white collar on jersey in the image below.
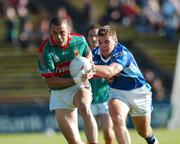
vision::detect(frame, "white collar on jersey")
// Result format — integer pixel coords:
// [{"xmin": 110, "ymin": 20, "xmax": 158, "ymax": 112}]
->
[{"xmin": 97, "ymin": 48, "xmax": 112, "ymax": 63}]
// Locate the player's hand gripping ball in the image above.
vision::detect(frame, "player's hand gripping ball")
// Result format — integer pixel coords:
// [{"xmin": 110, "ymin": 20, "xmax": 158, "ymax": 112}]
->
[{"xmin": 69, "ymin": 56, "xmax": 93, "ymax": 77}]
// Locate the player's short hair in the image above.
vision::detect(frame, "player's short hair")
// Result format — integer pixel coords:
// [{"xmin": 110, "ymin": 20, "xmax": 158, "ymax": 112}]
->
[
  {"xmin": 86, "ymin": 24, "xmax": 99, "ymax": 37},
  {"xmin": 49, "ymin": 16, "xmax": 70, "ymax": 28},
  {"xmin": 98, "ymin": 25, "xmax": 118, "ymax": 42}
]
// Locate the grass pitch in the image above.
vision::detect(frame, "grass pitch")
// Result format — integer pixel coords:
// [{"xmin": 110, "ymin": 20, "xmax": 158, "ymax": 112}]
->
[{"xmin": 0, "ymin": 128, "xmax": 180, "ymax": 144}]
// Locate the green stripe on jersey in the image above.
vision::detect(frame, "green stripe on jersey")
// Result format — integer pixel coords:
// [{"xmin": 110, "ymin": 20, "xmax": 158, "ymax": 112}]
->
[{"xmin": 90, "ymin": 78, "xmax": 109, "ymax": 104}]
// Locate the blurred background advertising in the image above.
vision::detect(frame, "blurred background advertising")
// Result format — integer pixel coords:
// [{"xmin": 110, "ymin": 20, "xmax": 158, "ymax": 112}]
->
[{"xmin": 0, "ymin": 0, "xmax": 180, "ymax": 133}]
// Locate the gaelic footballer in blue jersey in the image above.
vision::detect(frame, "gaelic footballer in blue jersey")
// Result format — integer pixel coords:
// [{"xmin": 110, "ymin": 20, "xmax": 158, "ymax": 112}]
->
[{"xmin": 92, "ymin": 25, "xmax": 159, "ymax": 144}]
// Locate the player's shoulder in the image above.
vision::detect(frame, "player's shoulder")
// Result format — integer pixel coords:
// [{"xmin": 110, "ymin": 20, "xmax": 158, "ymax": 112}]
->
[
  {"xmin": 92, "ymin": 47, "xmax": 99, "ymax": 55},
  {"xmin": 116, "ymin": 42, "xmax": 127, "ymax": 51},
  {"xmin": 70, "ymin": 33, "xmax": 88, "ymax": 46},
  {"xmin": 38, "ymin": 38, "xmax": 50, "ymax": 53},
  {"xmin": 70, "ymin": 33, "xmax": 84, "ymax": 37},
  {"xmin": 115, "ymin": 43, "xmax": 130, "ymax": 54},
  {"xmin": 70, "ymin": 33, "xmax": 85, "ymax": 41}
]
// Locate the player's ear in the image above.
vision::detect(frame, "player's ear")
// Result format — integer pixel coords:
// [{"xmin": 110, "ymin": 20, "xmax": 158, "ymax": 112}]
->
[{"xmin": 67, "ymin": 25, "xmax": 71, "ymax": 33}]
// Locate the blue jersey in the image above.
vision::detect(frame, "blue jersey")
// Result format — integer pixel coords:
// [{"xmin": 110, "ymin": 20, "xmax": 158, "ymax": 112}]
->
[{"xmin": 92, "ymin": 43, "xmax": 151, "ymax": 91}]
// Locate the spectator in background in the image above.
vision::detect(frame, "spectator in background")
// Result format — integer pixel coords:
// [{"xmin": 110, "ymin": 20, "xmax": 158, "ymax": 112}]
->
[
  {"xmin": 19, "ymin": 20, "xmax": 36, "ymax": 51},
  {"xmin": 0, "ymin": 1, "xmax": 4, "ymax": 16},
  {"xmin": 38, "ymin": 17, "xmax": 98, "ymax": 144},
  {"xmin": 143, "ymin": 69, "xmax": 169, "ymax": 103},
  {"xmin": 38, "ymin": 18, "xmax": 49, "ymax": 42},
  {"xmin": 73, "ymin": 0, "xmax": 96, "ymax": 35},
  {"xmin": 119, "ymin": 0, "xmax": 140, "ymax": 27},
  {"xmin": 33, "ymin": 9, "xmax": 50, "ymax": 46},
  {"xmin": 161, "ymin": 0, "xmax": 179, "ymax": 42},
  {"xmin": 136, "ymin": 0, "xmax": 148, "ymax": 8},
  {"xmin": 100, "ymin": 0, "xmax": 121, "ymax": 24},
  {"xmin": 4, "ymin": 7, "xmax": 19, "ymax": 47},
  {"xmin": 138, "ymin": 0, "xmax": 163, "ymax": 33},
  {"xmin": 17, "ymin": 0, "xmax": 29, "ymax": 33},
  {"xmin": 144, "ymin": 69, "xmax": 155, "ymax": 88},
  {"xmin": 152, "ymin": 77, "xmax": 166, "ymax": 102},
  {"xmin": 87, "ymin": 24, "xmax": 114, "ymax": 144}
]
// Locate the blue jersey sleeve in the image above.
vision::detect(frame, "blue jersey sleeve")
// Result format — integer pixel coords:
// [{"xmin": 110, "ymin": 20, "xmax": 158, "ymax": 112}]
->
[{"xmin": 111, "ymin": 49, "xmax": 131, "ymax": 68}]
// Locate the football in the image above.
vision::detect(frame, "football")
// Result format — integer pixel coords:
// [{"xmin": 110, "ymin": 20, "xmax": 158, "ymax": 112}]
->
[{"xmin": 69, "ymin": 56, "xmax": 92, "ymax": 77}]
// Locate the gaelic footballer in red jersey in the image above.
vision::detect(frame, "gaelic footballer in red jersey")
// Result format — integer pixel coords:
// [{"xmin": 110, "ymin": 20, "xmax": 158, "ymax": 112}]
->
[{"xmin": 38, "ymin": 17, "xmax": 98, "ymax": 144}]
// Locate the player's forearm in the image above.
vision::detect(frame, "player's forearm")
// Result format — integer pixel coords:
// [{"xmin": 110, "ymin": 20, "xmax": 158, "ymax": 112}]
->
[
  {"xmin": 45, "ymin": 77, "xmax": 75, "ymax": 89},
  {"xmin": 93, "ymin": 63, "xmax": 123, "ymax": 79},
  {"xmin": 93, "ymin": 65, "xmax": 113, "ymax": 79}
]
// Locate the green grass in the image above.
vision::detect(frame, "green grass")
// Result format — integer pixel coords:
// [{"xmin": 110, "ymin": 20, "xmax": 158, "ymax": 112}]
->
[{"xmin": 0, "ymin": 129, "xmax": 180, "ymax": 144}]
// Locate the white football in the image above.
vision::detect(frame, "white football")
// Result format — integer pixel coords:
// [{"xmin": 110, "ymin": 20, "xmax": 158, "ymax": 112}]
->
[{"xmin": 69, "ymin": 56, "xmax": 92, "ymax": 77}]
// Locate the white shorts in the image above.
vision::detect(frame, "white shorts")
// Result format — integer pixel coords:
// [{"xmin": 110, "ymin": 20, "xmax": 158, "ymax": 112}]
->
[
  {"xmin": 91, "ymin": 102, "xmax": 109, "ymax": 115},
  {"xmin": 50, "ymin": 83, "xmax": 91, "ymax": 111},
  {"xmin": 109, "ymin": 85, "xmax": 152, "ymax": 117}
]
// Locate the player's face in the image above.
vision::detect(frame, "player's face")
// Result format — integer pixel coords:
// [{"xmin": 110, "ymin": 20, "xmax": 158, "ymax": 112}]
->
[
  {"xmin": 50, "ymin": 23, "xmax": 70, "ymax": 46},
  {"xmin": 98, "ymin": 35, "xmax": 116, "ymax": 58},
  {"xmin": 87, "ymin": 28, "xmax": 98, "ymax": 49}
]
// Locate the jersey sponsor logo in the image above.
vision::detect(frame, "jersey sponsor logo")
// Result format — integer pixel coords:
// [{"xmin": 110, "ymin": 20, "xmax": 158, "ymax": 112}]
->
[{"xmin": 55, "ymin": 61, "xmax": 71, "ymax": 76}]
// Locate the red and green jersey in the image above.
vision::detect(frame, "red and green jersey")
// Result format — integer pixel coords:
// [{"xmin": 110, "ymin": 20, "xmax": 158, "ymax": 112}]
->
[
  {"xmin": 89, "ymin": 78, "xmax": 109, "ymax": 104},
  {"xmin": 38, "ymin": 34, "xmax": 90, "ymax": 89}
]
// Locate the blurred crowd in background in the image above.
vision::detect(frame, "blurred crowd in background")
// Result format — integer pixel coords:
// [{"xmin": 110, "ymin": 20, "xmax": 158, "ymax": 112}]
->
[
  {"xmin": 0, "ymin": 0, "xmax": 179, "ymax": 104},
  {"xmin": 0, "ymin": 0, "xmax": 179, "ymax": 50},
  {"xmin": 101, "ymin": 0, "xmax": 180, "ymax": 41}
]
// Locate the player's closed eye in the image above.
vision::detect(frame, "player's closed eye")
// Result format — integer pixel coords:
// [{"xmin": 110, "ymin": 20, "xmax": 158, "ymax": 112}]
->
[
  {"xmin": 98, "ymin": 41, "xmax": 102, "ymax": 45},
  {"xmin": 105, "ymin": 40, "xmax": 111, "ymax": 45},
  {"xmin": 59, "ymin": 31, "xmax": 66, "ymax": 36},
  {"xmin": 88, "ymin": 34, "xmax": 98, "ymax": 37},
  {"xmin": 53, "ymin": 32, "xmax": 59, "ymax": 37}
]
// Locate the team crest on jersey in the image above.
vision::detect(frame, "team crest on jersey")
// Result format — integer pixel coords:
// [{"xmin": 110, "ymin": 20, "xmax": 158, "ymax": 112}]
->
[
  {"xmin": 74, "ymin": 50, "xmax": 79, "ymax": 57},
  {"xmin": 113, "ymin": 51, "xmax": 123, "ymax": 58},
  {"xmin": 54, "ymin": 55, "xmax": 60, "ymax": 62}
]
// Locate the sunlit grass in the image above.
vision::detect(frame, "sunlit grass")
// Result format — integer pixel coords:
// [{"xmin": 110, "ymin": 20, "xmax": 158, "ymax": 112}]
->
[{"xmin": 0, "ymin": 129, "xmax": 180, "ymax": 144}]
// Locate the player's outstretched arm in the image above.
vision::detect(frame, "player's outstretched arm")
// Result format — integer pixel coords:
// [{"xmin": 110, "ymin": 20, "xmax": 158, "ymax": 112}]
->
[{"xmin": 94, "ymin": 63, "xmax": 123, "ymax": 79}]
